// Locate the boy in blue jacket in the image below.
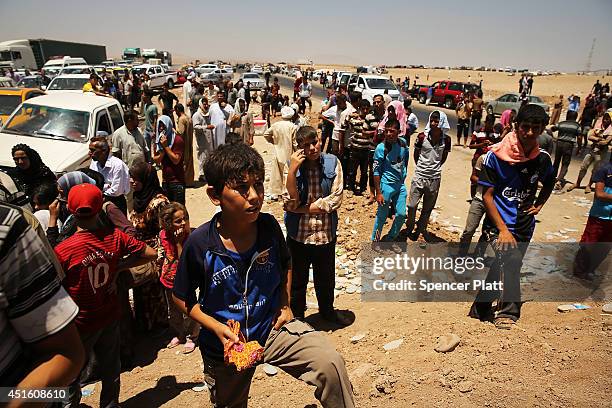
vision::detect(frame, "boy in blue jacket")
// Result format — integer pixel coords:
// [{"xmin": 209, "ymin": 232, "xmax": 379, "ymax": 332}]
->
[
  {"xmin": 172, "ymin": 143, "xmax": 354, "ymax": 408},
  {"xmin": 371, "ymin": 118, "xmax": 409, "ymax": 241}
]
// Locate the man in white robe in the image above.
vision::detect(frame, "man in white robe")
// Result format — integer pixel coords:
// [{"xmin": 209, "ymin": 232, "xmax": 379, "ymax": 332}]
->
[{"xmin": 208, "ymin": 90, "xmax": 234, "ymax": 149}]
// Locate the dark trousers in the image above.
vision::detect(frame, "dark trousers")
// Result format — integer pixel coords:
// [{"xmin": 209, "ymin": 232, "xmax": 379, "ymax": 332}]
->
[
  {"xmin": 321, "ymin": 121, "xmax": 334, "ymax": 153},
  {"xmin": 65, "ymin": 321, "xmax": 120, "ymax": 408},
  {"xmin": 104, "ymin": 194, "xmax": 127, "ymax": 215},
  {"xmin": 331, "ymin": 140, "xmax": 350, "ymax": 187},
  {"xmin": 287, "ymin": 237, "xmax": 336, "ymax": 318},
  {"xmin": 348, "ymin": 148, "xmax": 369, "ymax": 192},
  {"xmin": 162, "ymin": 182, "xmax": 185, "ymax": 205},
  {"xmin": 457, "ymin": 119, "xmax": 470, "ymax": 143},
  {"xmin": 470, "ymin": 112, "xmax": 482, "ymax": 134},
  {"xmin": 469, "ymin": 229, "xmax": 529, "ymax": 322},
  {"xmin": 553, "ymin": 140, "xmax": 575, "ymax": 182},
  {"xmin": 368, "ymin": 150, "xmax": 376, "ymax": 193}
]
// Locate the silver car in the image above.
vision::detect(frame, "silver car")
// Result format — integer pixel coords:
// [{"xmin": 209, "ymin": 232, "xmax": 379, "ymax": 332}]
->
[
  {"xmin": 486, "ymin": 93, "xmax": 550, "ymax": 116},
  {"xmin": 200, "ymin": 68, "xmax": 233, "ymax": 83},
  {"xmin": 239, "ymin": 72, "xmax": 265, "ymax": 90}
]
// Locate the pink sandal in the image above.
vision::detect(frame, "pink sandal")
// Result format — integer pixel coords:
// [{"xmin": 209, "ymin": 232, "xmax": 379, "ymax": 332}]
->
[
  {"xmin": 182, "ymin": 339, "xmax": 196, "ymax": 354},
  {"xmin": 167, "ymin": 337, "xmax": 181, "ymax": 349}
]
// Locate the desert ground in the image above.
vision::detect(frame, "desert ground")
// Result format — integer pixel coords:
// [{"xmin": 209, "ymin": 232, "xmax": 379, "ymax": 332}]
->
[{"xmin": 80, "ymin": 73, "xmax": 611, "ymax": 408}]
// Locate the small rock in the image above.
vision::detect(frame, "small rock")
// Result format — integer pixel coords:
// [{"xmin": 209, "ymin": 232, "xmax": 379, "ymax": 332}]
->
[
  {"xmin": 458, "ymin": 380, "xmax": 474, "ymax": 393},
  {"xmin": 435, "ymin": 334, "xmax": 461, "ymax": 353},
  {"xmin": 350, "ymin": 362, "xmax": 374, "ymax": 378},
  {"xmin": 350, "ymin": 333, "xmax": 367, "ymax": 343},
  {"xmin": 263, "ymin": 363, "xmax": 278, "ymax": 376},
  {"xmin": 383, "ymin": 339, "xmax": 403, "ymax": 351}
]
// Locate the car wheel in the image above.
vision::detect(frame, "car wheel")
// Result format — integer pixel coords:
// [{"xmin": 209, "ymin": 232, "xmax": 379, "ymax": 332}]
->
[
  {"xmin": 418, "ymin": 93, "xmax": 426, "ymax": 104},
  {"xmin": 444, "ymin": 97, "xmax": 453, "ymax": 109},
  {"xmin": 167, "ymin": 79, "xmax": 174, "ymax": 88},
  {"xmin": 486, "ymin": 105, "xmax": 494, "ymax": 115}
]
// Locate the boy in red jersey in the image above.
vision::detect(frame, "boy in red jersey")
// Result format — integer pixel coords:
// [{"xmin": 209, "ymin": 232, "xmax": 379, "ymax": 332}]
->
[{"xmin": 55, "ymin": 183, "xmax": 156, "ymax": 408}]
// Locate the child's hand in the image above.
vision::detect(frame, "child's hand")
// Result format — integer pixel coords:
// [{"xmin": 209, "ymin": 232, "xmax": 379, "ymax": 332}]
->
[
  {"xmin": 376, "ymin": 192, "xmax": 385, "ymax": 206},
  {"xmin": 289, "ymin": 149, "xmax": 306, "ymax": 172},
  {"xmin": 214, "ymin": 322, "xmax": 239, "ymax": 347}
]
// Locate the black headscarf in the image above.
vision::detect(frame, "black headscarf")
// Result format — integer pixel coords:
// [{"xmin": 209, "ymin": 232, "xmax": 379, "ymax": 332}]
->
[
  {"xmin": 9, "ymin": 144, "xmax": 57, "ymax": 202},
  {"xmin": 130, "ymin": 162, "xmax": 163, "ymax": 213}
]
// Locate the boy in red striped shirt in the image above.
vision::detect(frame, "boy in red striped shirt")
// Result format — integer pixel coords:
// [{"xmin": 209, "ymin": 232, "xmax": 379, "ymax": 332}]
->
[{"xmin": 55, "ymin": 183, "xmax": 156, "ymax": 408}]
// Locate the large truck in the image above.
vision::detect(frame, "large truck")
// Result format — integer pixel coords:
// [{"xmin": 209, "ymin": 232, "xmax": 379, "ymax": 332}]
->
[
  {"xmin": 141, "ymin": 49, "xmax": 172, "ymax": 66},
  {"xmin": 0, "ymin": 39, "xmax": 106, "ymax": 70},
  {"xmin": 122, "ymin": 47, "xmax": 142, "ymax": 62}
]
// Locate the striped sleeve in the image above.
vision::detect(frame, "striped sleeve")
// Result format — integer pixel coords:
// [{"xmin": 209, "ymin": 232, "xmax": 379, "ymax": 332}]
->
[{"xmin": 0, "ymin": 206, "xmax": 78, "ymax": 343}]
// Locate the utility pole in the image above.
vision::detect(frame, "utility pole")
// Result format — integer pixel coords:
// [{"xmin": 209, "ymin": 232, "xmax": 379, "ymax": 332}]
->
[{"xmin": 585, "ymin": 38, "xmax": 596, "ymax": 73}]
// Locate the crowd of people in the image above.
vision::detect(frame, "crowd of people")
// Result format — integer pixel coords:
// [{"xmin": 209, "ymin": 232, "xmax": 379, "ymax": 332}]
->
[{"xmin": 0, "ymin": 66, "xmax": 610, "ymax": 407}]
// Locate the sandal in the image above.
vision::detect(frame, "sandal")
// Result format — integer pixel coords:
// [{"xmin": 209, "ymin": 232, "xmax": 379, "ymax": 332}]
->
[
  {"xmin": 494, "ymin": 317, "xmax": 516, "ymax": 330},
  {"xmin": 167, "ymin": 337, "xmax": 181, "ymax": 349},
  {"xmin": 182, "ymin": 339, "xmax": 196, "ymax": 354}
]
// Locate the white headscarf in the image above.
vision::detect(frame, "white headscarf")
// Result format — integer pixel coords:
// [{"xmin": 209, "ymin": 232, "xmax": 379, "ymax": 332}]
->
[
  {"xmin": 281, "ymin": 106, "xmax": 294, "ymax": 120},
  {"xmin": 234, "ymin": 97, "xmax": 247, "ymax": 115},
  {"xmin": 424, "ymin": 110, "xmax": 451, "ymax": 134}
]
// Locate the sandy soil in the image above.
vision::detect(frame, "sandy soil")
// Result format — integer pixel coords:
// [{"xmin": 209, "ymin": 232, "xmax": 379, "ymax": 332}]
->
[{"xmin": 80, "ymin": 78, "xmax": 611, "ymax": 408}]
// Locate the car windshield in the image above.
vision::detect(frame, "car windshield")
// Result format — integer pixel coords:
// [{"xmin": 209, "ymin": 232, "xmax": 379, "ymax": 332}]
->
[
  {"xmin": 18, "ymin": 78, "xmax": 38, "ymax": 88},
  {"xmin": 244, "ymin": 74, "xmax": 260, "ymax": 79},
  {"xmin": 528, "ymin": 96, "xmax": 543, "ymax": 103},
  {"xmin": 4, "ymin": 103, "xmax": 90, "ymax": 142},
  {"xmin": 131, "ymin": 67, "xmax": 146, "ymax": 76},
  {"xmin": 0, "ymin": 95, "xmax": 22, "ymax": 115},
  {"xmin": 48, "ymin": 77, "xmax": 89, "ymax": 91},
  {"xmin": 61, "ymin": 67, "xmax": 90, "ymax": 74},
  {"xmin": 365, "ymin": 78, "xmax": 397, "ymax": 90},
  {"xmin": 44, "ymin": 68, "xmax": 61, "ymax": 76}
]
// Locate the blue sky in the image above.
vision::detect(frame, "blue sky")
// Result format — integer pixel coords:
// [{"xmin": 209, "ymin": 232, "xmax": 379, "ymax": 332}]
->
[{"xmin": 1, "ymin": 0, "xmax": 611, "ymax": 71}]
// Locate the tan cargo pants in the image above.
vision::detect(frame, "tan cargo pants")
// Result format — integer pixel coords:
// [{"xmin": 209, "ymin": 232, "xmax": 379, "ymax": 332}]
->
[{"xmin": 201, "ymin": 319, "xmax": 355, "ymax": 408}]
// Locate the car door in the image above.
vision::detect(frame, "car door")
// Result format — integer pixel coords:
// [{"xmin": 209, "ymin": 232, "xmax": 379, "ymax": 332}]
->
[
  {"xmin": 107, "ymin": 103, "xmax": 125, "ymax": 134},
  {"xmin": 155, "ymin": 66, "xmax": 166, "ymax": 87},
  {"xmin": 95, "ymin": 108, "xmax": 113, "ymax": 139},
  {"xmin": 434, "ymin": 82, "xmax": 447, "ymax": 103},
  {"xmin": 506, "ymin": 94, "xmax": 519, "ymax": 112}
]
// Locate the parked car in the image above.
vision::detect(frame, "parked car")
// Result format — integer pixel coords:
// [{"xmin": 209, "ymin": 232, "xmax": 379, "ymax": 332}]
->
[
  {"xmin": 194, "ymin": 64, "xmax": 218, "ymax": 75},
  {"xmin": 222, "ymin": 65, "xmax": 234, "ymax": 73},
  {"xmin": 0, "ymin": 87, "xmax": 46, "ymax": 126},
  {"xmin": 46, "ymin": 74, "xmax": 94, "ymax": 94},
  {"xmin": 251, "ymin": 65, "xmax": 263, "ymax": 74},
  {"xmin": 417, "ymin": 81, "xmax": 481, "ymax": 108},
  {"xmin": 131, "ymin": 64, "xmax": 178, "ymax": 88},
  {"xmin": 485, "ymin": 93, "xmax": 550, "ymax": 116},
  {"xmin": 348, "ymin": 74, "xmax": 403, "ymax": 103},
  {"xmin": 0, "ymin": 93, "xmax": 125, "ymax": 174},
  {"xmin": 16, "ymin": 75, "xmax": 50, "ymax": 89},
  {"xmin": 200, "ymin": 68, "xmax": 233, "ymax": 83},
  {"xmin": 239, "ymin": 72, "xmax": 265, "ymax": 90},
  {"xmin": 59, "ymin": 65, "xmax": 95, "ymax": 75}
]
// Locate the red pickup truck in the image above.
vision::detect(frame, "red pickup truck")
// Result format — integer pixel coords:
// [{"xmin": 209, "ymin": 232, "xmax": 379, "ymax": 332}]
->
[{"xmin": 417, "ymin": 81, "xmax": 481, "ymax": 109}]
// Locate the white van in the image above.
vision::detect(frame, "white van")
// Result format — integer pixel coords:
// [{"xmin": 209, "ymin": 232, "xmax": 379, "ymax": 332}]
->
[{"xmin": 42, "ymin": 56, "xmax": 88, "ymax": 70}]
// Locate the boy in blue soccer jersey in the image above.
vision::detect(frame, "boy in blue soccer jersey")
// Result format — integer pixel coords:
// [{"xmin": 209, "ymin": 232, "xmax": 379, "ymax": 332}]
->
[
  {"xmin": 371, "ymin": 118, "xmax": 409, "ymax": 241},
  {"xmin": 171, "ymin": 144, "xmax": 354, "ymax": 408},
  {"xmin": 469, "ymin": 104, "xmax": 555, "ymax": 329}
]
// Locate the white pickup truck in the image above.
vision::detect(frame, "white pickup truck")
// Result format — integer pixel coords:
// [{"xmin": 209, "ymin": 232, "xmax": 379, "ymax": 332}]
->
[
  {"xmin": 0, "ymin": 93, "xmax": 125, "ymax": 175},
  {"xmin": 131, "ymin": 64, "xmax": 178, "ymax": 89}
]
